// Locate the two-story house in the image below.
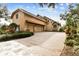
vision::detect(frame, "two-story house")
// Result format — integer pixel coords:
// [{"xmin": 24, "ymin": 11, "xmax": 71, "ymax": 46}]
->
[{"xmin": 11, "ymin": 9, "xmax": 61, "ymax": 32}]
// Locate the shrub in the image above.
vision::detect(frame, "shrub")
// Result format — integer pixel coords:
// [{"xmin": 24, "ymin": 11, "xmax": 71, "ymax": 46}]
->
[
  {"xmin": 9, "ymin": 23, "xmax": 18, "ymax": 29},
  {"xmin": 65, "ymin": 39, "xmax": 76, "ymax": 47},
  {"xmin": 9, "ymin": 23, "xmax": 18, "ymax": 33},
  {"xmin": 74, "ymin": 34, "xmax": 79, "ymax": 38},
  {"xmin": 66, "ymin": 36, "xmax": 73, "ymax": 39},
  {"xmin": 74, "ymin": 46, "xmax": 79, "ymax": 51},
  {"xmin": 0, "ymin": 32, "xmax": 34, "ymax": 42},
  {"xmin": 72, "ymin": 29, "xmax": 77, "ymax": 34},
  {"xmin": 64, "ymin": 26, "xmax": 72, "ymax": 35},
  {"xmin": 0, "ymin": 28, "xmax": 6, "ymax": 34},
  {"xmin": 74, "ymin": 42, "xmax": 79, "ymax": 46},
  {"xmin": 12, "ymin": 32, "xmax": 33, "ymax": 38},
  {"xmin": 1, "ymin": 25, "xmax": 7, "ymax": 30},
  {"xmin": 59, "ymin": 27, "xmax": 64, "ymax": 32}
]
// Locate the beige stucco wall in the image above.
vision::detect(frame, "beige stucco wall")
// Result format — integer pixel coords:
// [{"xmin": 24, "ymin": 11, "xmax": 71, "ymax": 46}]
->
[
  {"xmin": 24, "ymin": 13, "xmax": 46, "ymax": 32},
  {"xmin": 24, "ymin": 14, "xmax": 46, "ymax": 26},
  {"xmin": 44, "ymin": 19, "xmax": 60, "ymax": 32},
  {"xmin": 12, "ymin": 11, "xmax": 26, "ymax": 31},
  {"xmin": 12, "ymin": 11, "xmax": 45, "ymax": 32},
  {"xmin": 44, "ymin": 20, "xmax": 54, "ymax": 31}
]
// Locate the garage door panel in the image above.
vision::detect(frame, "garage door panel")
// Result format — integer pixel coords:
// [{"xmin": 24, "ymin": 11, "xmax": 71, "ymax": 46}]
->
[
  {"xmin": 27, "ymin": 23, "xmax": 34, "ymax": 32},
  {"xmin": 27, "ymin": 22, "xmax": 44, "ymax": 32},
  {"xmin": 35, "ymin": 25, "xmax": 43, "ymax": 32}
]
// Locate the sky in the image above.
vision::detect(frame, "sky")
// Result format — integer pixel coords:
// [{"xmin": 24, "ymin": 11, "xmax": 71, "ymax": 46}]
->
[{"xmin": 6, "ymin": 3, "xmax": 69, "ymax": 26}]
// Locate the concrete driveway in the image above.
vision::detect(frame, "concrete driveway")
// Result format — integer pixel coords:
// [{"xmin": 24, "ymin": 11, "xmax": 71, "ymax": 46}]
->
[
  {"xmin": 17, "ymin": 32, "xmax": 66, "ymax": 56},
  {"xmin": 0, "ymin": 32, "xmax": 66, "ymax": 56}
]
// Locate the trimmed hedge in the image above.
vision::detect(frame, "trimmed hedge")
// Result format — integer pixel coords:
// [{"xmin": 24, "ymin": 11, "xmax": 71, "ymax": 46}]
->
[{"xmin": 0, "ymin": 32, "xmax": 34, "ymax": 42}]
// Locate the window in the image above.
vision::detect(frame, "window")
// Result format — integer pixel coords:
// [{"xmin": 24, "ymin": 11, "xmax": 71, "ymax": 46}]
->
[{"xmin": 16, "ymin": 14, "xmax": 18, "ymax": 19}]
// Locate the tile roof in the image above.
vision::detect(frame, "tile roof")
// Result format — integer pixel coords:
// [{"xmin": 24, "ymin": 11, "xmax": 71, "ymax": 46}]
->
[
  {"xmin": 11, "ymin": 8, "xmax": 61, "ymax": 26},
  {"xmin": 11, "ymin": 8, "xmax": 46, "ymax": 22}
]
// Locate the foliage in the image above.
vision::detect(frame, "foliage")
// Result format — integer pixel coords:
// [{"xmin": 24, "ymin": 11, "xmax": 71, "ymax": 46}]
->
[
  {"xmin": 59, "ymin": 26, "xmax": 65, "ymax": 32},
  {"xmin": 1, "ymin": 25, "xmax": 7, "ymax": 30},
  {"xmin": 65, "ymin": 39, "xmax": 76, "ymax": 47},
  {"xmin": 0, "ymin": 25, "xmax": 8, "ymax": 34},
  {"xmin": 9, "ymin": 23, "xmax": 18, "ymax": 29},
  {"xmin": 0, "ymin": 32, "xmax": 34, "ymax": 42},
  {"xmin": 0, "ymin": 10, "xmax": 3, "ymax": 17},
  {"xmin": 0, "ymin": 4, "xmax": 9, "ymax": 19},
  {"xmin": 60, "ymin": 4, "xmax": 79, "ymax": 47},
  {"xmin": 9, "ymin": 23, "xmax": 18, "ymax": 33},
  {"xmin": 39, "ymin": 3, "xmax": 55, "ymax": 8},
  {"xmin": 0, "ymin": 23, "xmax": 18, "ymax": 34},
  {"xmin": 0, "ymin": 28, "xmax": 6, "ymax": 34}
]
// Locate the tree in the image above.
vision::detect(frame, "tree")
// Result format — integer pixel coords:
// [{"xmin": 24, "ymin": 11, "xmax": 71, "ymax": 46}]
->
[
  {"xmin": 39, "ymin": 3, "xmax": 56, "ymax": 8},
  {"xmin": 60, "ymin": 4, "xmax": 79, "ymax": 44},
  {"xmin": 1, "ymin": 25, "xmax": 7, "ymax": 30},
  {"xmin": 9, "ymin": 23, "xmax": 18, "ymax": 30},
  {"xmin": 0, "ymin": 4, "xmax": 9, "ymax": 20},
  {"xmin": 7, "ymin": 23, "xmax": 18, "ymax": 33},
  {"xmin": 0, "ymin": 10, "xmax": 3, "ymax": 17}
]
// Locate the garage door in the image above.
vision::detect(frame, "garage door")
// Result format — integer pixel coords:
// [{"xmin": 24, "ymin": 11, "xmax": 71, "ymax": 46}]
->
[
  {"xmin": 27, "ymin": 23, "xmax": 34, "ymax": 32},
  {"xmin": 27, "ymin": 22, "xmax": 44, "ymax": 32},
  {"xmin": 34, "ymin": 25, "xmax": 44, "ymax": 32}
]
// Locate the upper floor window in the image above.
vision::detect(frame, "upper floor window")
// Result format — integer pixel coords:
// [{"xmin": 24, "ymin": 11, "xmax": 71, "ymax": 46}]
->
[{"xmin": 16, "ymin": 14, "xmax": 18, "ymax": 19}]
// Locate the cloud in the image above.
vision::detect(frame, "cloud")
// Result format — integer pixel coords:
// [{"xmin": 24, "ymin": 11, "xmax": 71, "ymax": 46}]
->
[
  {"xmin": 37, "ymin": 7, "xmax": 58, "ymax": 15},
  {"xmin": 38, "ymin": 7, "xmax": 54, "ymax": 11},
  {"xmin": 60, "ymin": 7, "xmax": 65, "ymax": 10},
  {"xmin": 60, "ymin": 3, "xmax": 64, "ymax": 6},
  {"xmin": 32, "ymin": 6, "xmax": 36, "ymax": 9},
  {"xmin": 66, "ymin": 3, "xmax": 70, "ymax": 6},
  {"xmin": 26, "ymin": 6, "xmax": 30, "ymax": 9},
  {"xmin": 50, "ymin": 16, "xmax": 66, "ymax": 26}
]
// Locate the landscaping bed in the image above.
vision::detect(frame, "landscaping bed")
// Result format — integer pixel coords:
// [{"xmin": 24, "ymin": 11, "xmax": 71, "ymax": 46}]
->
[
  {"xmin": 0, "ymin": 32, "xmax": 34, "ymax": 42},
  {"xmin": 61, "ymin": 34, "xmax": 79, "ymax": 56},
  {"xmin": 60, "ymin": 45, "xmax": 74, "ymax": 56}
]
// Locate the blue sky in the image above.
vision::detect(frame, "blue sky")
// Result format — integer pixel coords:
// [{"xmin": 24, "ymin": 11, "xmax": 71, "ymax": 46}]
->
[{"xmin": 6, "ymin": 3, "xmax": 69, "ymax": 26}]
